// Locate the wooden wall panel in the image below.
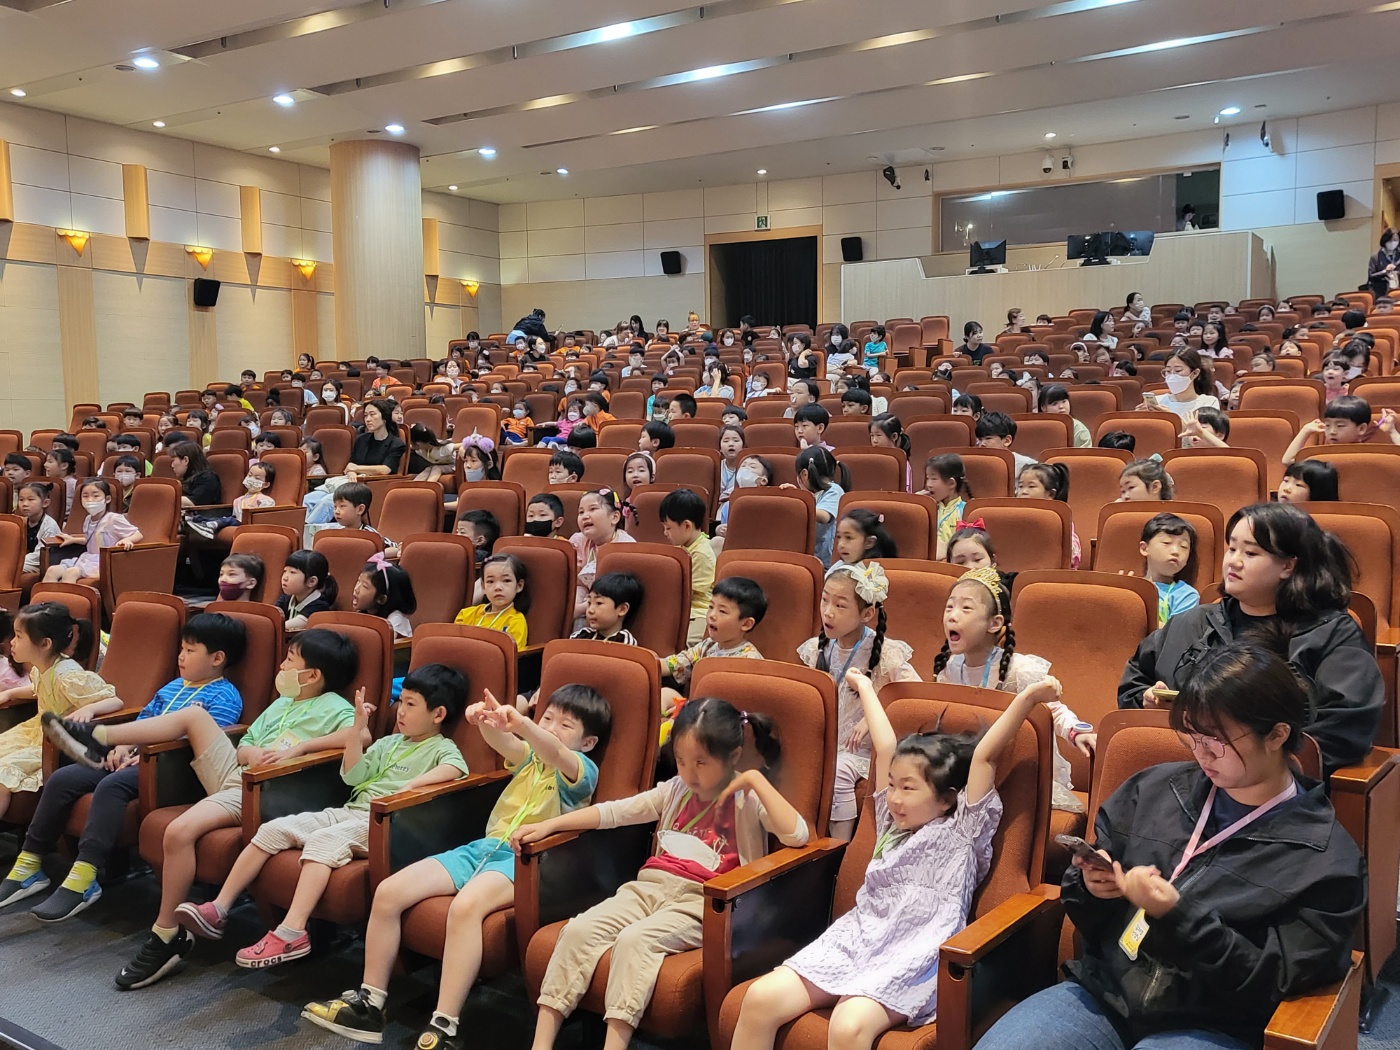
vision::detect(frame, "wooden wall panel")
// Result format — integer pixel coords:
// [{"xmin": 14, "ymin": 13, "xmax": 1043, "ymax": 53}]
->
[
  {"xmin": 240, "ymin": 185, "xmax": 263, "ymax": 255},
  {"xmin": 122, "ymin": 164, "xmax": 150, "ymax": 241},
  {"xmin": 56, "ymin": 265, "xmax": 100, "ymax": 406},
  {"xmin": 0, "ymin": 261, "xmax": 65, "ymax": 438},
  {"xmin": 0, "ymin": 140, "xmax": 13, "ymax": 224}
]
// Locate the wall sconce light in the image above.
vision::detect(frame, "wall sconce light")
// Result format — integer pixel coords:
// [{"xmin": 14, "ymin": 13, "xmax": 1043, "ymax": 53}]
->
[
  {"xmin": 185, "ymin": 245, "xmax": 214, "ymax": 269},
  {"xmin": 57, "ymin": 229, "xmax": 90, "ymax": 255},
  {"xmin": 292, "ymin": 259, "xmax": 317, "ymax": 280},
  {"xmin": 461, "ymin": 280, "xmax": 480, "ymax": 297}
]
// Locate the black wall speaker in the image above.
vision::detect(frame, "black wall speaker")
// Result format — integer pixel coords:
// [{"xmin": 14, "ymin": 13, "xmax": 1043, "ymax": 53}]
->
[
  {"xmin": 192, "ymin": 278, "xmax": 222, "ymax": 307},
  {"xmin": 659, "ymin": 250, "xmax": 683, "ymax": 275},
  {"xmin": 840, "ymin": 236, "xmax": 864, "ymax": 262},
  {"xmin": 1316, "ymin": 189, "xmax": 1346, "ymax": 221}
]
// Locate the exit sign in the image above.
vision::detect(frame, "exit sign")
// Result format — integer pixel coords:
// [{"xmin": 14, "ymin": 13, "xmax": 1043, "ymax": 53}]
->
[{"xmin": 755, "ymin": 215, "xmax": 769, "ymax": 230}]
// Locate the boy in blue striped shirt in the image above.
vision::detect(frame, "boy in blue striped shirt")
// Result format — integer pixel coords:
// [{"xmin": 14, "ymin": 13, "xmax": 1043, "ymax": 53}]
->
[{"xmin": 0, "ymin": 612, "xmax": 246, "ymax": 922}]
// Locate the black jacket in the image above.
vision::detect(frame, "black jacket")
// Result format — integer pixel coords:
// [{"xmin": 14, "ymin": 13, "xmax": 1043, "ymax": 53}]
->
[
  {"xmin": 1118, "ymin": 598, "xmax": 1382, "ymax": 775},
  {"xmin": 1064, "ymin": 763, "xmax": 1364, "ymax": 1048},
  {"xmin": 182, "ymin": 470, "xmax": 222, "ymax": 507},
  {"xmin": 513, "ymin": 314, "xmax": 550, "ymax": 341}
]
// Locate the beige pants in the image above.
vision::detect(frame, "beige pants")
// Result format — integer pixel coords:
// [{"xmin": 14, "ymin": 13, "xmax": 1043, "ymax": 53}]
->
[
  {"xmin": 250, "ymin": 806, "xmax": 369, "ymax": 868},
  {"xmin": 537, "ymin": 868, "xmax": 704, "ymax": 1028},
  {"xmin": 189, "ymin": 731, "xmax": 245, "ymax": 820}
]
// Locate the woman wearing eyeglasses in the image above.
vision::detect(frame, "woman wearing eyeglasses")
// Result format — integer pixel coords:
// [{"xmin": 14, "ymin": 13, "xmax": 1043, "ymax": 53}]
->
[
  {"xmin": 1117, "ymin": 502, "xmax": 1382, "ymax": 777},
  {"xmin": 976, "ymin": 642, "xmax": 1365, "ymax": 1050}
]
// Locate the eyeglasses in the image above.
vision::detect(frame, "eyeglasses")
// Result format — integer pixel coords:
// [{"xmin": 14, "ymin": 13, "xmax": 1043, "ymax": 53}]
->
[{"xmin": 1175, "ymin": 730, "xmax": 1249, "ymax": 760}]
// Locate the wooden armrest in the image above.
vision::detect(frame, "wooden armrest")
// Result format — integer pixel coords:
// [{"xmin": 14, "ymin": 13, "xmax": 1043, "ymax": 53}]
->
[
  {"xmin": 242, "ymin": 748, "xmax": 351, "ymax": 841},
  {"xmin": 703, "ymin": 837, "xmax": 847, "ymax": 902},
  {"xmin": 941, "ymin": 885, "xmax": 1061, "ymax": 968},
  {"xmin": 368, "ymin": 769, "xmax": 512, "ymax": 888},
  {"xmin": 370, "ymin": 768, "xmax": 511, "ymax": 816},
  {"xmin": 242, "ymin": 747, "xmax": 343, "ymax": 783},
  {"xmin": 1264, "ymin": 952, "xmax": 1363, "ymax": 1050},
  {"xmin": 1330, "ymin": 746, "xmax": 1399, "ymax": 794}
]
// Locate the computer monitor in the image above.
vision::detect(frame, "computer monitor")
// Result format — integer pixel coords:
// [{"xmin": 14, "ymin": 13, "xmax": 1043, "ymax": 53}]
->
[
  {"xmin": 968, "ymin": 239, "xmax": 1007, "ymax": 273},
  {"xmin": 1114, "ymin": 230, "xmax": 1156, "ymax": 257},
  {"xmin": 1067, "ymin": 233, "xmax": 1109, "ymax": 265}
]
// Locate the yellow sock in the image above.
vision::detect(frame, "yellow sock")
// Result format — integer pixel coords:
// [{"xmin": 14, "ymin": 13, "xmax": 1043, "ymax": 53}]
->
[
  {"xmin": 7, "ymin": 851, "xmax": 41, "ymax": 881},
  {"xmin": 60, "ymin": 861, "xmax": 97, "ymax": 893},
  {"xmin": 92, "ymin": 725, "xmax": 110, "ymax": 744},
  {"xmin": 152, "ymin": 923, "xmax": 179, "ymax": 943}
]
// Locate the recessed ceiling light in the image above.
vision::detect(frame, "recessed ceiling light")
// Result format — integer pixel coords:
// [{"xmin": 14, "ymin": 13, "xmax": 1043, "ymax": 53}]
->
[
  {"xmin": 268, "ymin": 146, "xmax": 281, "ymax": 153},
  {"xmin": 555, "ymin": 167, "xmax": 570, "ymax": 175},
  {"xmin": 448, "ymin": 184, "xmax": 458, "ymax": 191},
  {"xmin": 1044, "ymin": 132, "xmax": 1056, "ymax": 139},
  {"xmin": 9, "ymin": 88, "xmax": 26, "ymax": 98},
  {"xmin": 132, "ymin": 55, "xmax": 160, "ymax": 70},
  {"xmin": 272, "ymin": 94, "xmax": 295, "ymax": 107},
  {"xmin": 1218, "ymin": 105, "xmax": 1241, "ymax": 116},
  {"xmin": 152, "ymin": 120, "xmax": 166, "ymax": 128},
  {"xmin": 385, "ymin": 123, "xmax": 405, "ymax": 135},
  {"xmin": 756, "ymin": 169, "xmax": 767, "ymax": 176},
  {"xmin": 478, "ymin": 147, "xmax": 496, "ymax": 157}
]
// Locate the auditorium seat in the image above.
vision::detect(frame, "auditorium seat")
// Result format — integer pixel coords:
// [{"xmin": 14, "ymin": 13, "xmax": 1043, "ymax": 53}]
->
[
  {"xmin": 726, "ymin": 488, "xmax": 816, "ymax": 555},
  {"xmin": 961, "ymin": 498, "xmax": 1075, "ymax": 572},
  {"xmin": 595, "ymin": 541, "xmax": 691, "ymax": 655}
]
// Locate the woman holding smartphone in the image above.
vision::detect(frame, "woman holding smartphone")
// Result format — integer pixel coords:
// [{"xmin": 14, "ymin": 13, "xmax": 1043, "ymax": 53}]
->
[
  {"xmin": 977, "ymin": 641, "xmax": 1364, "ymax": 1050},
  {"xmin": 1117, "ymin": 503, "xmax": 1381, "ymax": 777}
]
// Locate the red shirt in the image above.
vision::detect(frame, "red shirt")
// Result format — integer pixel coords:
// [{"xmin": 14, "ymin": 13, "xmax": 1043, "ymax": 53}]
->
[{"xmin": 643, "ymin": 791, "xmax": 740, "ymax": 883}]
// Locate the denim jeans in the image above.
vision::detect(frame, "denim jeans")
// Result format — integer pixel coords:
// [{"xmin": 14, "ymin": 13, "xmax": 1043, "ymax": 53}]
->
[
  {"xmin": 303, "ymin": 487, "xmax": 336, "ymax": 524},
  {"xmin": 974, "ymin": 981, "xmax": 1251, "ymax": 1050}
]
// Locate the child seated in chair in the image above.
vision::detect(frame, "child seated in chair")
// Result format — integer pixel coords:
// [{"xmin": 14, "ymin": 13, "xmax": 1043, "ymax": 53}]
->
[
  {"xmin": 731, "ymin": 670, "xmax": 1062, "ymax": 1048},
  {"xmin": 2, "ymin": 614, "xmax": 246, "ymax": 922},
  {"xmin": 572, "ymin": 571, "xmax": 642, "ymax": 645},
  {"xmin": 17, "ymin": 481, "xmax": 60, "ymax": 577},
  {"xmin": 455, "ymin": 553, "xmax": 529, "ymax": 650},
  {"xmin": 43, "ymin": 479, "xmax": 141, "ymax": 583},
  {"xmin": 40, "ymin": 629, "xmax": 362, "ymax": 989},
  {"xmin": 302, "ymin": 683, "xmax": 610, "ymax": 1050},
  {"xmin": 1282, "ymin": 394, "xmax": 1379, "ymax": 466},
  {"xmin": 659, "ymin": 488, "xmax": 715, "ymax": 646},
  {"xmin": 525, "ymin": 493, "xmax": 566, "ymax": 539},
  {"xmin": 657, "ymin": 576, "xmax": 767, "ymax": 720},
  {"xmin": 215, "ymin": 553, "xmax": 264, "ymax": 603},
  {"xmin": 277, "ymin": 549, "xmax": 339, "ymax": 630},
  {"xmin": 185, "ymin": 461, "xmax": 276, "ymax": 540},
  {"xmin": 172, "ymin": 663, "xmax": 468, "ymax": 969}
]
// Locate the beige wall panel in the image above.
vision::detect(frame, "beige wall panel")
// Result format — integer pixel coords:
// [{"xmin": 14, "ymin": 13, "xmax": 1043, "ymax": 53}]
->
[
  {"xmin": 425, "ymin": 302, "xmax": 462, "ymax": 356},
  {"xmin": 92, "ymin": 270, "xmax": 189, "ymax": 405},
  {"xmin": 56, "ymin": 265, "xmax": 99, "ymax": 407},
  {"xmin": 0, "ymin": 261, "xmax": 66, "ymax": 436},
  {"xmin": 500, "ymin": 274, "xmax": 703, "ymax": 335},
  {"xmin": 214, "ymin": 284, "xmax": 294, "ymax": 380}
]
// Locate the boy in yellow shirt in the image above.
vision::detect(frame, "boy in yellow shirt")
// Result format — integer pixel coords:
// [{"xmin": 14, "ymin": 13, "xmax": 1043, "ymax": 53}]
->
[{"xmin": 659, "ymin": 488, "xmax": 714, "ymax": 645}]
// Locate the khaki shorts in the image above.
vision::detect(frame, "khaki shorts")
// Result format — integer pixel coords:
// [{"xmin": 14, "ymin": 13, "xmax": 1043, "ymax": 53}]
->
[{"xmin": 189, "ymin": 732, "xmax": 244, "ymax": 821}]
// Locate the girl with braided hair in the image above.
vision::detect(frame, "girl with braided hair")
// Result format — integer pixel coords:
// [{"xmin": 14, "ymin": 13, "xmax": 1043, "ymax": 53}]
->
[
  {"xmin": 934, "ymin": 566, "xmax": 1095, "ymax": 812},
  {"xmin": 797, "ymin": 562, "xmax": 921, "ymax": 840}
]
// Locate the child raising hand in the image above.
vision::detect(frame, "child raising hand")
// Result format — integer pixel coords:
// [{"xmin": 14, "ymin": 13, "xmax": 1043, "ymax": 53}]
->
[{"xmin": 731, "ymin": 670, "xmax": 1062, "ymax": 1048}]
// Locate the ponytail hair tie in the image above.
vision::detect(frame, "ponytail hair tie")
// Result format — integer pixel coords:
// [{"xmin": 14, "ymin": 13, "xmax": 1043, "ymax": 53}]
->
[
  {"xmin": 740, "ymin": 711, "xmax": 750, "ymax": 726},
  {"xmin": 1148, "ymin": 452, "xmax": 1163, "ymax": 463}
]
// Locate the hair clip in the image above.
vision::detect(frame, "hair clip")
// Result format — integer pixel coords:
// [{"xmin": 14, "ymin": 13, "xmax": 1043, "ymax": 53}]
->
[
  {"xmin": 876, "ymin": 513, "xmax": 885, "ymax": 524},
  {"xmin": 954, "ymin": 517, "xmax": 986, "ymax": 531},
  {"xmin": 366, "ymin": 550, "xmax": 392, "ymax": 584}
]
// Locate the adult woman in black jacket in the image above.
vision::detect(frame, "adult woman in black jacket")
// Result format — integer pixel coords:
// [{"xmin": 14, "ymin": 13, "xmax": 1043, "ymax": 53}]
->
[
  {"xmin": 1119, "ymin": 502, "xmax": 1382, "ymax": 776},
  {"xmin": 977, "ymin": 643, "xmax": 1365, "ymax": 1050},
  {"xmin": 1367, "ymin": 228, "xmax": 1398, "ymax": 298},
  {"xmin": 167, "ymin": 441, "xmax": 221, "ymax": 508}
]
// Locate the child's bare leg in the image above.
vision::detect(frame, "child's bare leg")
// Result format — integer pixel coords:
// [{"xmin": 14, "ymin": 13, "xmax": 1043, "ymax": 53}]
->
[
  {"xmin": 42, "ymin": 566, "xmax": 63, "ymax": 582},
  {"xmin": 731, "ymin": 968, "xmax": 834, "ymax": 1050},
  {"xmin": 212, "ymin": 843, "xmax": 275, "ymax": 911},
  {"xmin": 156, "ymin": 799, "xmax": 238, "ymax": 928},
  {"xmin": 61, "ymin": 568, "xmax": 82, "ymax": 583},
  {"xmin": 282, "ymin": 861, "xmax": 334, "ymax": 931},
  {"xmin": 100, "ymin": 706, "xmax": 222, "ymax": 750},
  {"xmin": 435, "ymin": 872, "xmax": 513, "ymax": 1018},
  {"xmin": 531, "ymin": 1006, "xmax": 567, "ymax": 1050},
  {"xmin": 826, "ymin": 995, "xmax": 905, "ymax": 1050},
  {"xmin": 362, "ymin": 859, "xmax": 457, "ymax": 991},
  {"xmin": 0, "ymin": 786, "xmax": 10, "ymax": 821},
  {"xmin": 603, "ymin": 1019, "xmax": 637, "ymax": 1050}
]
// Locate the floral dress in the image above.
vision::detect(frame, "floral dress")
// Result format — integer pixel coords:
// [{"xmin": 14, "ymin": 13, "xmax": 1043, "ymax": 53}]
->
[
  {"xmin": 0, "ymin": 657, "xmax": 115, "ymax": 793},
  {"xmin": 59, "ymin": 512, "xmax": 140, "ymax": 577},
  {"xmin": 784, "ymin": 787, "xmax": 1002, "ymax": 1025}
]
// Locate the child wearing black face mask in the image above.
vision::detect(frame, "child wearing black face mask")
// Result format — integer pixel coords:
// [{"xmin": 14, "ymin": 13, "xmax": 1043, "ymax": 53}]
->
[{"xmin": 525, "ymin": 494, "xmax": 565, "ymax": 539}]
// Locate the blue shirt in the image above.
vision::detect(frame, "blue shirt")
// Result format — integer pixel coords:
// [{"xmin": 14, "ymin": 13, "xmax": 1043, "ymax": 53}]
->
[
  {"xmin": 1154, "ymin": 579, "xmax": 1201, "ymax": 625},
  {"xmin": 814, "ymin": 483, "xmax": 845, "ymax": 567},
  {"xmin": 139, "ymin": 676, "xmax": 243, "ymax": 727}
]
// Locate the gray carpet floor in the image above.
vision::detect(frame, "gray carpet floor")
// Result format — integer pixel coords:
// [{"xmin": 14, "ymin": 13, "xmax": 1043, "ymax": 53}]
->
[{"xmin": 0, "ymin": 844, "xmax": 1397, "ymax": 1050}]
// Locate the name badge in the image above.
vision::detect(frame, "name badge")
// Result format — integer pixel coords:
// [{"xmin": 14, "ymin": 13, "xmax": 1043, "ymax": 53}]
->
[
  {"xmin": 270, "ymin": 731, "xmax": 300, "ymax": 752},
  {"xmin": 1119, "ymin": 906, "xmax": 1150, "ymax": 961}
]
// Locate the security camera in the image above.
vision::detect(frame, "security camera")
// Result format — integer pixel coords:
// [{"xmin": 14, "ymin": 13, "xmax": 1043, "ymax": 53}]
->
[
  {"xmin": 882, "ymin": 165, "xmax": 900, "ymax": 190},
  {"xmin": 1060, "ymin": 153, "xmax": 1073, "ymax": 171},
  {"xmin": 1042, "ymin": 154, "xmax": 1054, "ymax": 174}
]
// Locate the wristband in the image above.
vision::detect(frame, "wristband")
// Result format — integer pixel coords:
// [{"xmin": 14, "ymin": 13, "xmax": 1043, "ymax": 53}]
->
[{"xmin": 1067, "ymin": 721, "xmax": 1094, "ymax": 743}]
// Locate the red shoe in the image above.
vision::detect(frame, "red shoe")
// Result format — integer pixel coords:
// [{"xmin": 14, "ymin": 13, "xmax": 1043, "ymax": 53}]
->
[
  {"xmin": 236, "ymin": 929, "xmax": 310, "ymax": 968},
  {"xmin": 174, "ymin": 900, "xmax": 226, "ymax": 940}
]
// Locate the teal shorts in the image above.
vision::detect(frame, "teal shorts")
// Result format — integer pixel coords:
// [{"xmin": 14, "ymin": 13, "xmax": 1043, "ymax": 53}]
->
[{"xmin": 431, "ymin": 837, "xmax": 515, "ymax": 890}]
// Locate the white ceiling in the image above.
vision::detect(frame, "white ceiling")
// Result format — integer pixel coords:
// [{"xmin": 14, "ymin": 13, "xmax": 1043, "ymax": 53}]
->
[{"xmin": 3, "ymin": 0, "xmax": 1399, "ymax": 203}]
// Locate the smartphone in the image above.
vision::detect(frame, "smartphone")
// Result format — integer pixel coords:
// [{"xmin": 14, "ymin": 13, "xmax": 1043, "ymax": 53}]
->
[
  {"xmin": 1055, "ymin": 834, "xmax": 1113, "ymax": 871},
  {"xmin": 1150, "ymin": 687, "xmax": 1179, "ymax": 702},
  {"xmin": 1143, "ymin": 391, "xmax": 1159, "ymax": 406}
]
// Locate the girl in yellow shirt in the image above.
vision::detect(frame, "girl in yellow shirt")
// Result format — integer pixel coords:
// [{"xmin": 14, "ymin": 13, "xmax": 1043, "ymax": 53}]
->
[{"xmin": 454, "ymin": 553, "xmax": 529, "ymax": 650}]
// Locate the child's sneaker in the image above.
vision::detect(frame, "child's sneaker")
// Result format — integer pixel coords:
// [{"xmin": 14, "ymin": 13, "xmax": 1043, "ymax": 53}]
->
[
  {"xmin": 302, "ymin": 989, "xmax": 385, "ymax": 1043},
  {"xmin": 184, "ymin": 518, "xmax": 218, "ymax": 540},
  {"xmin": 116, "ymin": 928, "xmax": 194, "ymax": 990},
  {"xmin": 414, "ymin": 1019, "xmax": 465, "ymax": 1050},
  {"xmin": 0, "ymin": 871, "xmax": 51, "ymax": 909},
  {"xmin": 40, "ymin": 712, "xmax": 110, "ymax": 768},
  {"xmin": 174, "ymin": 900, "xmax": 227, "ymax": 940},
  {"xmin": 236, "ymin": 928, "xmax": 310, "ymax": 968},
  {"xmin": 31, "ymin": 880, "xmax": 101, "ymax": 923}
]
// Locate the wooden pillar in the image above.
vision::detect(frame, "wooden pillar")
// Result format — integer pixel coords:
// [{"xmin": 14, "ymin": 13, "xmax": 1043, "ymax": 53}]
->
[
  {"xmin": 56, "ymin": 266, "xmax": 99, "ymax": 406},
  {"xmin": 122, "ymin": 164, "xmax": 150, "ymax": 240},
  {"xmin": 0, "ymin": 140, "xmax": 13, "ymax": 224},
  {"xmin": 329, "ymin": 140, "xmax": 425, "ymax": 361},
  {"xmin": 240, "ymin": 185, "xmax": 263, "ymax": 255}
]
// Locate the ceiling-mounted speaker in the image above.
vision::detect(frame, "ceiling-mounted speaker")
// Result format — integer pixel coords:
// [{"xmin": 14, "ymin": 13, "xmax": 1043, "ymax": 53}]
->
[
  {"xmin": 192, "ymin": 278, "xmax": 221, "ymax": 307},
  {"xmin": 840, "ymin": 236, "xmax": 864, "ymax": 262},
  {"xmin": 659, "ymin": 250, "xmax": 683, "ymax": 275},
  {"xmin": 1316, "ymin": 189, "xmax": 1345, "ymax": 221}
]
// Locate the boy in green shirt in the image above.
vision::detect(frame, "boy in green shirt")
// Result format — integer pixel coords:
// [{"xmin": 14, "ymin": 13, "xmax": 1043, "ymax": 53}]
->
[
  {"xmin": 174, "ymin": 663, "xmax": 469, "ymax": 969},
  {"xmin": 43, "ymin": 628, "xmax": 363, "ymax": 990}
]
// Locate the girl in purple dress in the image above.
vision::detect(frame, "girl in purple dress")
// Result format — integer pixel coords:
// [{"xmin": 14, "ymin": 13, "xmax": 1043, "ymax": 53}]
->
[
  {"xmin": 43, "ymin": 479, "xmax": 141, "ymax": 583},
  {"xmin": 731, "ymin": 667, "xmax": 1063, "ymax": 1047}
]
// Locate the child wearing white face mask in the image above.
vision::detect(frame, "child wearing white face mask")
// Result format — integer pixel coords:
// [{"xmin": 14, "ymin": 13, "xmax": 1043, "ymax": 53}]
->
[
  {"xmin": 110, "ymin": 455, "xmax": 143, "ymax": 512},
  {"xmin": 503, "ymin": 400, "xmax": 533, "ymax": 445},
  {"xmin": 44, "ymin": 479, "xmax": 142, "ymax": 583},
  {"xmin": 185, "ymin": 462, "xmax": 277, "ymax": 541}
]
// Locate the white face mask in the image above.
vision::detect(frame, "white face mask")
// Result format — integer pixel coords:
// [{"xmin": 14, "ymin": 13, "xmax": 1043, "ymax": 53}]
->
[
  {"xmin": 1344, "ymin": 365, "xmax": 1364, "ymax": 380},
  {"xmin": 512, "ymin": 408, "xmax": 526, "ymax": 418},
  {"xmin": 567, "ymin": 411, "xmax": 581, "ymax": 422},
  {"xmin": 736, "ymin": 467, "xmax": 762, "ymax": 488},
  {"xmin": 564, "ymin": 383, "xmax": 578, "ymax": 393},
  {"xmin": 114, "ymin": 471, "xmax": 137, "ymax": 486},
  {"xmin": 82, "ymin": 499, "xmax": 107, "ymax": 515},
  {"xmin": 244, "ymin": 422, "xmax": 261, "ymax": 439},
  {"xmin": 464, "ymin": 468, "xmax": 486, "ymax": 482},
  {"xmin": 243, "ymin": 475, "xmax": 264, "ymax": 492},
  {"xmin": 323, "ymin": 389, "xmax": 337, "ymax": 402},
  {"xmin": 723, "ymin": 337, "xmax": 734, "ymax": 346},
  {"xmin": 1163, "ymin": 372, "xmax": 1193, "ymax": 395}
]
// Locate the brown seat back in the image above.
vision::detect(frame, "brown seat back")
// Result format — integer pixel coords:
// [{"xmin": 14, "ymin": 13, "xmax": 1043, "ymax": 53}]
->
[
  {"xmin": 229, "ymin": 525, "xmax": 299, "ymax": 603},
  {"xmin": 598, "ymin": 421, "xmax": 644, "ymax": 449},
  {"xmin": 399, "ymin": 533, "xmax": 475, "ymax": 630},
  {"xmin": 311, "ymin": 530, "xmax": 386, "ymax": 610},
  {"xmin": 305, "ymin": 611, "xmax": 395, "ymax": 734},
  {"xmin": 1043, "ymin": 446, "xmax": 1133, "ymax": 544},
  {"xmin": 500, "ymin": 447, "xmax": 555, "ymax": 499},
  {"xmin": 743, "ymin": 422, "xmax": 799, "ymax": 448},
  {"xmin": 126, "ymin": 477, "xmax": 182, "ymax": 544},
  {"xmin": 1009, "ymin": 415, "xmax": 1074, "ymax": 461},
  {"xmin": 961, "ymin": 497, "xmax": 1074, "ymax": 571},
  {"xmin": 725, "ymin": 488, "xmax": 816, "ymax": 555},
  {"xmin": 28, "ymin": 583, "xmax": 102, "ymax": 668},
  {"xmin": 454, "ymin": 480, "xmax": 526, "ymax": 538},
  {"xmin": 836, "ymin": 491, "xmax": 937, "ymax": 560},
  {"xmin": 1092, "ymin": 501, "xmax": 1225, "ymax": 594},
  {"xmin": 1092, "ymin": 412, "xmax": 1182, "ymax": 460},
  {"xmin": 206, "ymin": 450, "xmax": 251, "ymax": 504},
  {"xmin": 204, "ymin": 600, "xmax": 285, "ymax": 722},
  {"xmin": 258, "ymin": 448, "xmax": 307, "ymax": 507},
  {"xmin": 1298, "ymin": 445, "xmax": 1400, "ymax": 504},
  {"xmin": 832, "ymin": 446, "xmax": 906, "ymax": 493},
  {"xmin": 408, "ymin": 624, "xmax": 517, "ymax": 774},
  {"xmin": 102, "ymin": 593, "xmax": 186, "ymax": 707},
  {"xmin": 877, "ymin": 559, "xmax": 965, "ymax": 678},
  {"xmin": 1160, "ymin": 449, "xmax": 1269, "ymax": 523},
  {"xmin": 595, "ymin": 541, "xmax": 691, "ymax": 655},
  {"xmin": 495, "ymin": 536, "xmax": 576, "ymax": 646},
  {"xmin": 308, "ymin": 424, "xmax": 356, "ymax": 474},
  {"xmin": 375, "ymin": 481, "xmax": 444, "ymax": 544},
  {"xmin": 714, "ymin": 551, "xmax": 822, "ymax": 665},
  {"xmin": 576, "ymin": 449, "xmax": 630, "ymax": 493},
  {"xmin": 1237, "ymin": 377, "xmax": 1326, "ymax": 421},
  {"xmin": 654, "ymin": 449, "xmax": 722, "ymax": 519},
  {"xmin": 688, "ymin": 659, "xmax": 837, "ymax": 837}
]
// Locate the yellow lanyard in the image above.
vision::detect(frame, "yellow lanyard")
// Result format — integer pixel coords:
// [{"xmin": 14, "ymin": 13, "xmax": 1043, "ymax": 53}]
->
[
  {"xmin": 479, "ymin": 605, "xmax": 515, "ymax": 631},
  {"xmin": 161, "ymin": 680, "xmax": 210, "ymax": 714},
  {"xmin": 873, "ymin": 825, "xmax": 909, "ymax": 859},
  {"xmin": 359, "ymin": 736, "xmax": 433, "ymax": 790}
]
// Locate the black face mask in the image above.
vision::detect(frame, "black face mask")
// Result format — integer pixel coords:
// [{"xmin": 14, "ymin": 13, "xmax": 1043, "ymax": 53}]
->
[{"xmin": 523, "ymin": 520, "xmax": 554, "ymax": 537}]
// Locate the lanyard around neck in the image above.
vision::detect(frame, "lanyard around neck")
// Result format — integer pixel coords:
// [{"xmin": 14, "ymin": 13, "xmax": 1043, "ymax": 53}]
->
[
  {"xmin": 674, "ymin": 787, "xmax": 723, "ymax": 834},
  {"xmin": 1169, "ymin": 780, "xmax": 1298, "ymax": 883},
  {"xmin": 833, "ymin": 628, "xmax": 872, "ymax": 684},
  {"xmin": 963, "ymin": 646, "xmax": 999, "ymax": 689}
]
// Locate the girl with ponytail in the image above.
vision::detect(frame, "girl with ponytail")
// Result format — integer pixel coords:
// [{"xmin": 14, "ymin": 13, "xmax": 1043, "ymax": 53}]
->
[
  {"xmin": 934, "ymin": 567, "xmax": 1093, "ymax": 812},
  {"xmin": 798, "ymin": 562, "xmax": 921, "ymax": 840},
  {"xmin": 0, "ymin": 602, "xmax": 115, "ymax": 820}
]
